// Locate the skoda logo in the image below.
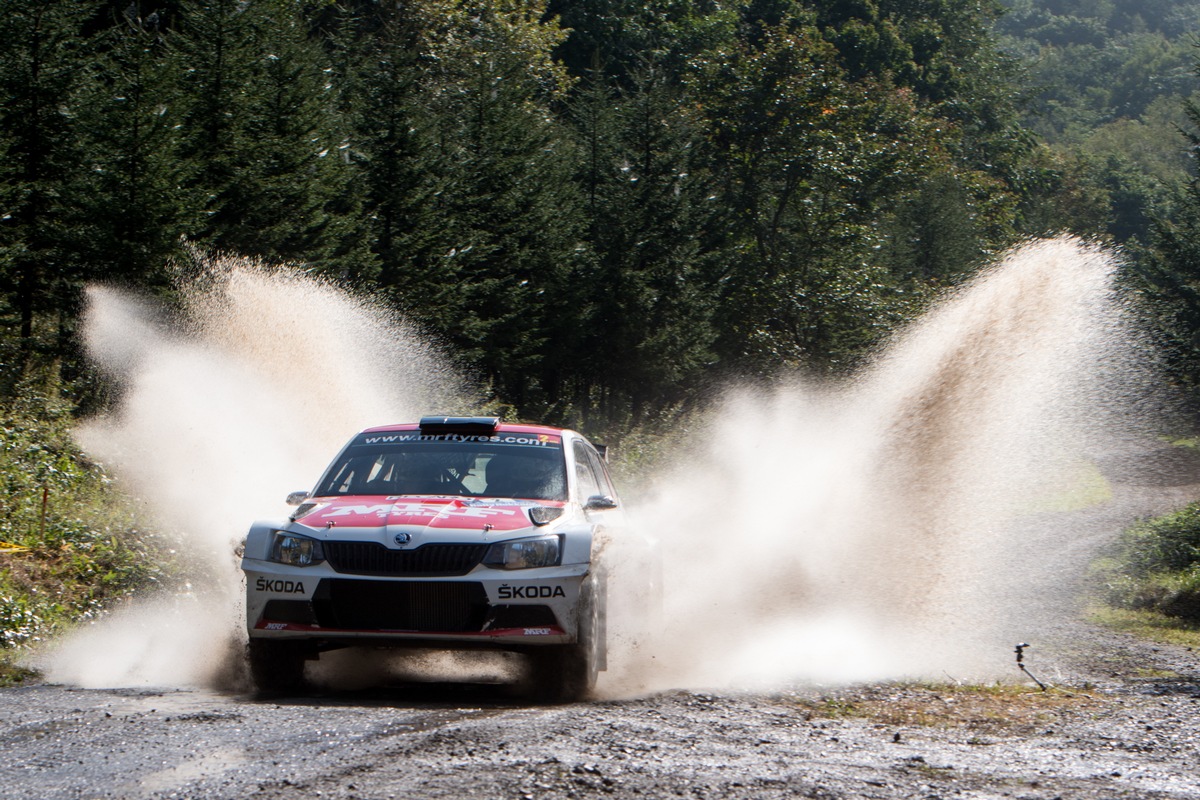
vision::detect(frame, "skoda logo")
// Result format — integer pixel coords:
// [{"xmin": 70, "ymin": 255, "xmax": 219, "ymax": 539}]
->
[{"xmin": 393, "ymin": 532, "xmax": 412, "ymax": 546}]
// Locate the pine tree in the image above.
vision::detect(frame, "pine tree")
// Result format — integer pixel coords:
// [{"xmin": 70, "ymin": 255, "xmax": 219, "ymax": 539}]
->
[
  {"xmin": 569, "ymin": 65, "xmax": 719, "ymax": 423},
  {"xmin": 0, "ymin": 0, "xmax": 101, "ymax": 360},
  {"xmin": 408, "ymin": 1, "xmax": 586, "ymax": 416},
  {"xmin": 74, "ymin": 4, "xmax": 187, "ymax": 292},
  {"xmin": 172, "ymin": 0, "xmax": 255, "ymax": 240},
  {"xmin": 338, "ymin": 1, "xmax": 441, "ymax": 288},
  {"xmin": 174, "ymin": 0, "xmax": 370, "ymax": 274}
]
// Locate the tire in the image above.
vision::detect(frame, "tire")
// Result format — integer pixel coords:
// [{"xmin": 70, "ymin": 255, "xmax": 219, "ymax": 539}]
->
[
  {"xmin": 528, "ymin": 576, "xmax": 604, "ymax": 703},
  {"xmin": 247, "ymin": 639, "xmax": 309, "ymax": 694}
]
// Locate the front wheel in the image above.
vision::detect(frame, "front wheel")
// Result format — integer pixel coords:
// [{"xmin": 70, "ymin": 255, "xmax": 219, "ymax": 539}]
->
[
  {"xmin": 247, "ymin": 639, "xmax": 309, "ymax": 694},
  {"xmin": 528, "ymin": 577, "xmax": 604, "ymax": 703}
]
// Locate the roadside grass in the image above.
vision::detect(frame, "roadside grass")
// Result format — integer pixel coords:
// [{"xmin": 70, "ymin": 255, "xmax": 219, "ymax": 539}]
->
[
  {"xmin": 789, "ymin": 682, "xmax": 1099, "ymax": 734},
  {"xmin": 1084, "ymin": 456, "xmax": 1200, "ymax": 645},
  {"xmin": 0, "ymin": 652, "xmax": 38, "ymax": 687},
  {"xmin": 1084, "ymin": 603, "xmax": 1200, "ymax": 649},
  {"xmin": 0, "ymin": 381, "xmax": 177, "ymax": 684},
  {"xmin": 1087, "ymin": 494, "xmax": 1200, "ymax": 641}
]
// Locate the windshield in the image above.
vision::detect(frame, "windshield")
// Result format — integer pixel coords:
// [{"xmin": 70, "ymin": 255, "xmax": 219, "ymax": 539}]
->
[{"xmin": 315, "ymin": 432, "xmax": 567, "ymax": 501}]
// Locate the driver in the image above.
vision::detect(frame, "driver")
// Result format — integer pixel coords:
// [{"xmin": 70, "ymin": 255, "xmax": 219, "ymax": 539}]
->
[{"xmin": 485, "ymin": 453, "xmax": 564, "ymax": 499}]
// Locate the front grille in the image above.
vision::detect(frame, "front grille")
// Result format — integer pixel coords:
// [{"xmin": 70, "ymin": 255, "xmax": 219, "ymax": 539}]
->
[
  {"xmin": 312, "ymin": 579, "xmax": 488, "ymax": 632},
  {"xmin": 262, "ymin": 599, "xmax": 318, "ymax": 625},
  {"xmin": 324, "ymin": 542, "xmax": 487, "ymax": 576}
]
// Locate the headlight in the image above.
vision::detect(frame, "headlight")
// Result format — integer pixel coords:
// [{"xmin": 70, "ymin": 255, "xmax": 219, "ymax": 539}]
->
[
  {"xmin": 482, "ymin": 535, "xmax": 562, "ymax": 569},
  {"xmin": 269, "ymin": 532, "xmax": 325, "ymax": 567}
]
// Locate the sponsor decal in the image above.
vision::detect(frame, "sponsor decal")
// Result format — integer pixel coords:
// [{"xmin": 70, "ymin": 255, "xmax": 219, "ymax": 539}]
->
[
  {"xmin": 326, "ymin": 503, "xmax": 392, "ymax": 518},
  {"xmin": 440, "ymin": 505, "xmax": 518, "ymax": 519},
  {"xmin": 523, "ymin": 627, "xmax": 552, "ymax": 636},
  {"xmin": 462, "ymin": 498, "xmax": 534, "ymax": 508},
  {"xmin": 255, "ymin": 577, "xmax": 307, "ymax": 594},
  {"xmin": 324, "ymin": 502, "xmax": 520, "ymax": 520},
  {"xmin": 498, "ymin": 584, "xmax": 566, "ymax": 599},
  {"xmin": 264, "ymin": 622, "xmax": 288, "ymax": 630},
  {"xmin": 359, "ymin": 432, "xmax": 561, "ymax": 447}
]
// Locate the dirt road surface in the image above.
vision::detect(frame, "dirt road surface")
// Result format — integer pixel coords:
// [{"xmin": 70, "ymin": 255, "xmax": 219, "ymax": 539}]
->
[
  {"xmin": 3, "ymin": 457, "xmax": 1200, "ymax": 799},
  {"xmin": 1, "ymin": 625, "xmax": 1198, "ymax": 800}
]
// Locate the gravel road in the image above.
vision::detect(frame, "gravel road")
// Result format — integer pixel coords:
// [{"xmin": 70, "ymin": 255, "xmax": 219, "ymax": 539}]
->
[
  {"xmin": 3, "ymin": 458, "xmax": 1200, "ymax": 800},
  {"xmin": 1, "ymin": 626, "xmax": 1198, "ymax": 800}
]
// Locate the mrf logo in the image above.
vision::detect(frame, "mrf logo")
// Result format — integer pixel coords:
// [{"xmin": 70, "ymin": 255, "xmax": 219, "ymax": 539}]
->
[{"xmin": 255, "ymin": 577, "xmax": 306, "ymax": 594}]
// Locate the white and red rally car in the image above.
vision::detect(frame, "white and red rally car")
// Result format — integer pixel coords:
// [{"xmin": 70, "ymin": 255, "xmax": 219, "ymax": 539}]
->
[{"xmin": 241, "ymin": 416, "xmax": 648, "ymax": 701}]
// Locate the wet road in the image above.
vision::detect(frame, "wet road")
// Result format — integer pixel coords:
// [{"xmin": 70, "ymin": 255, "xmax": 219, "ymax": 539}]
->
[
  {"xmin": 6, "ymin": 459, "xmax": 1200, "ymax": 799},
  {"xmin": 3, "ymin": 636, "xmax": 1200, "ymax": 800}
]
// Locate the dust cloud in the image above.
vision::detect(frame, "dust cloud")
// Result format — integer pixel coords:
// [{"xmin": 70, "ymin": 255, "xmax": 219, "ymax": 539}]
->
[
  {"xmin": 605, "ymin": 236, "xmax": 1150, "ymax": 695},
  {"xmin": 39, "ymin": 237, "xmax": 1150, "ymax": 695},
  {"xmin": 38, "ymin": 255, "xmax": 466, "ymax": 688}
]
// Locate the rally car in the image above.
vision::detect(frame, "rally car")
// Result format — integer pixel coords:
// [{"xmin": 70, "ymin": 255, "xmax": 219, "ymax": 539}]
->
[{"xmin": 240, "ymin": 416, "xmax": 644, "ymax": 701}]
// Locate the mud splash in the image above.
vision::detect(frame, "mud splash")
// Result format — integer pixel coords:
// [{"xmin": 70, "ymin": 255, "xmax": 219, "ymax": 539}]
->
[
  {"xmin": 39, "ymin": 256, "xmax": 467, "ymax": 688},
  {"xmin": 40, "ymin": 237, "xmax": 1149, "ymax": 694},
  {"xmin": 607, "ymin": 236, "xmax": 1149, "ymax": 694}
]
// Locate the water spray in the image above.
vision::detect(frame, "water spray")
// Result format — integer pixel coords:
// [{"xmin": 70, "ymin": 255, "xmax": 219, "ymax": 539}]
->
[{"xmin": 38, "ymin": 236, "xmax": 1150, "ymax": 693}]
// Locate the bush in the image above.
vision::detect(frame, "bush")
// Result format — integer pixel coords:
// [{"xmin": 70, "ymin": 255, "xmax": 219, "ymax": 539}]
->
[
  {"xmin": 0, "ymin": 377, "xmax": 176, "ymax": 664},
  {"xmin": 1114, "ymin": 502, "xmax": 1200, "ymax": 576},
  {"xmin": 1095, "ymin": 501, "xmax": 1200, "ymax": 620}
]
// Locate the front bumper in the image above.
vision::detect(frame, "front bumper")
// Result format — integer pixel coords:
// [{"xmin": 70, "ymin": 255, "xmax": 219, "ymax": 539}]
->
[{"xmin": 243, "ymin": 561, "xmax": 587, "ymax": 647}]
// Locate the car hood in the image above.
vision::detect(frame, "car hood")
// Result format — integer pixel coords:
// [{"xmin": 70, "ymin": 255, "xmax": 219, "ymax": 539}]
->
[{"xmin": 291, "ymin": 495, "xmax": 563, "ymax": 534}]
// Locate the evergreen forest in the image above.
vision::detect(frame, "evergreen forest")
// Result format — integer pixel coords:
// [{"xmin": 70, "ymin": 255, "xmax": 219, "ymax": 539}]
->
[
  {"xmin": 4, "ymin": 0, "xmax": 1200, "ymax": 425},
  {"xmin": 10, "ymin": 0, "xmax": 1200, "ymax": 661}
]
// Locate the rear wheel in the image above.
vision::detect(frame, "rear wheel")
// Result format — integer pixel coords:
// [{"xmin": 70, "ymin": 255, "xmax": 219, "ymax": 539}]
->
[
  {"xmin": 248, "ymin": 639, "xmax": 309, "ymax": 694},
  {"xmin": 528, "ymin": 576, "xmax": 603, "ymax": 703}
]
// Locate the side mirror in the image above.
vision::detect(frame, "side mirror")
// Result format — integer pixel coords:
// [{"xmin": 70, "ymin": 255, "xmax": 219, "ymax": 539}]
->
[
  {"xmin": 285, "ymin": 490, "xmax": 310, "ymax": 506},
  {"xmin": 584, "ymin": 494, "xmax": 619, "ymax": 511}
]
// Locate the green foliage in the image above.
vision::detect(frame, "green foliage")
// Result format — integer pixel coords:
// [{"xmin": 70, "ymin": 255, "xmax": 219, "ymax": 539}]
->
[
  {"xmin": 695, "ymin": 17, "xmax": 947, "ymax": 372},
  {"xmin": 385, "ymin": 1, "xmax": 585, "ymax": 415},
  {"xmin": 1086, "ymin": 603, "xmax": 1200, "ymax": 649},
  {"xmin": 0, "ymin": 0, "xmax": 1170, "ymax": 425},
  {"xmin": 875, "ymin": 171, "xmax": 989, "ymax": 286},
  {"xmin": 567, "ymin": 63, "xmax": 719, "ymax": 422},
  {"xmin": 0, "ymin": 378, "xmax": 174, "ymax": 652},
  {"xmin": 0, "ymin": 0, "xmax": 101, "ymax": 349},
  {"xmin": 1140, "ymin": 87, "xmax": 1200, "ymax": 398},
  {"xmin": 1094, "ymin": 500, "xmax": 1200, "ymax": 620},
  {"xmin": 547, "ymin": 0, "xmax": 738, "ymax": 88},
  {"xmin": 174, "ymin": 0, "xmax": 373, "ymax": 277},
  {"xmin": 337, "ymin": 2, "xmax": 441, "ymax": 287},
  {"xmin": 1112, "ymin": 503, "xmax": 1200, "ymax": 577},
  {"xmin": 73, "ymin": 9, "xmax": 188, "ymax": 292},
  {"xmin": 996, "ymin": 0, "xmax": 1200, "ymax": 252}
]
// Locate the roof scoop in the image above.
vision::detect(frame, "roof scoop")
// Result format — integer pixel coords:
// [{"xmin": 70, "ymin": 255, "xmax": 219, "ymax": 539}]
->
[{"xmin": 419, "ymin": 416, "xmax": 501, "ymax": 435}]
